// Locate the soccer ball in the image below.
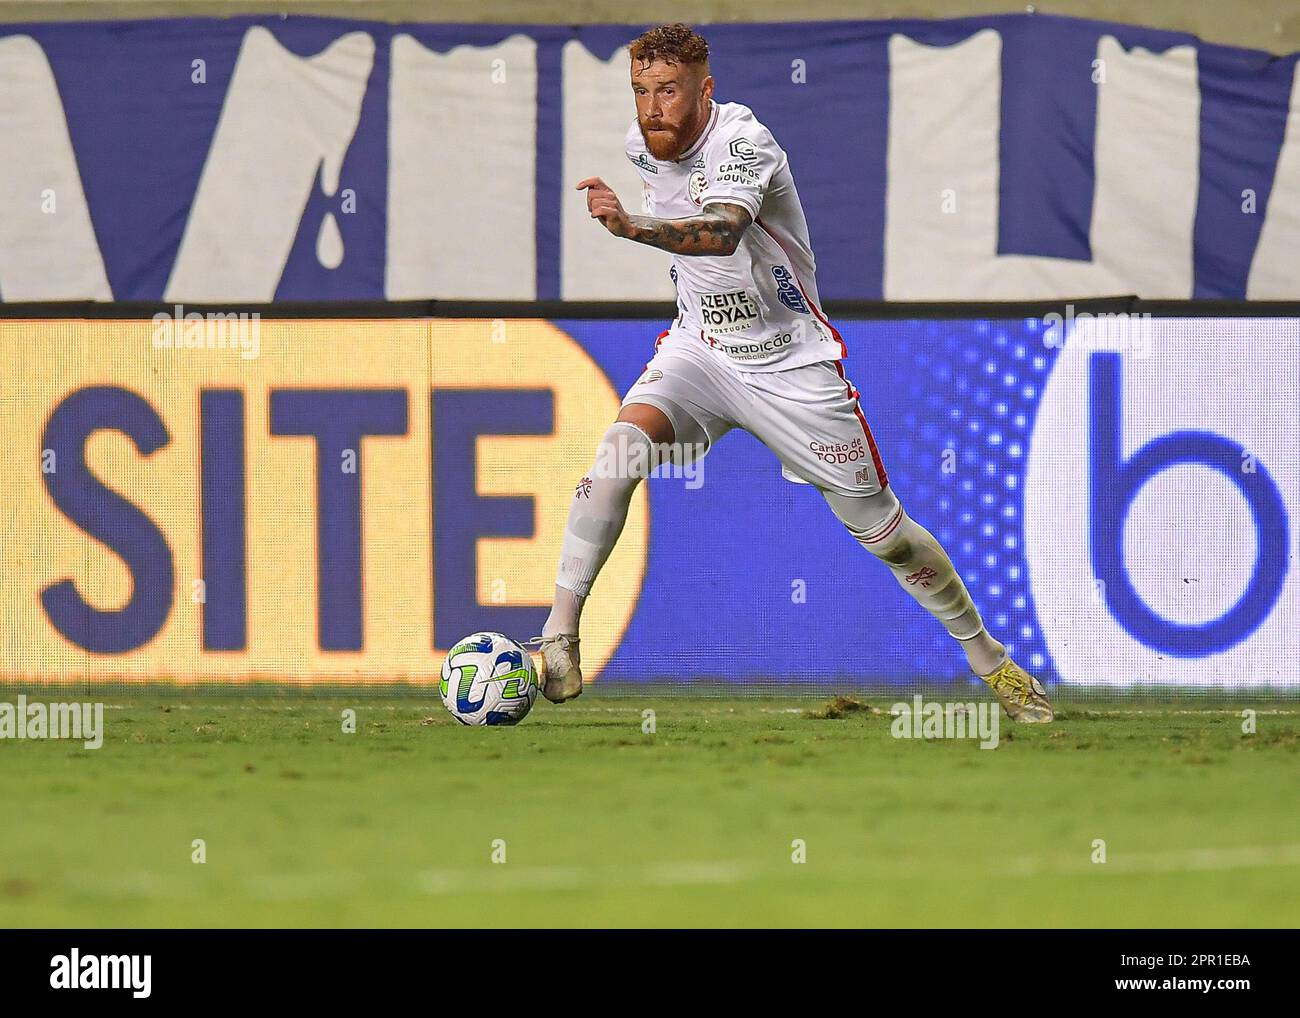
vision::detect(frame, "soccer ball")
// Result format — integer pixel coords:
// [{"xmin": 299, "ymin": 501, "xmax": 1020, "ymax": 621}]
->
[{"xmin": 440, "ymin": 632, "xmax": 539, "ymax": 726}]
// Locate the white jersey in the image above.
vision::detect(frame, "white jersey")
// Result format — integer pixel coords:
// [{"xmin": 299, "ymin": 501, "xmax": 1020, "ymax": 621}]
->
[{"xmin": 625, "ymin": 100, "xmax": 845, "ymax": 372}]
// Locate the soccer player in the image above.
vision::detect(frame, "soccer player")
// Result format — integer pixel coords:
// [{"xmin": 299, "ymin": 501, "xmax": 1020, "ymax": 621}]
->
[{"xmin": 529, "ymin": 23, "xmax": 1053, "ymax": 723}]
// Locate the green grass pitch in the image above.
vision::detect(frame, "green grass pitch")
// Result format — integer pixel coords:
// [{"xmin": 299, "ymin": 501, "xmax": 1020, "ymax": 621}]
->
[{"xmin": 1, "ymin": 692, "xmax": 1297, "ymax": 927}]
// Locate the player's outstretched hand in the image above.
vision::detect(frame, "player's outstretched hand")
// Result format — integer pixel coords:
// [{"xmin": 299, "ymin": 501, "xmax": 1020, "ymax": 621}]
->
[{"xmin": 577, "ymin": 177, "xmax": 632, "ymax": 238}]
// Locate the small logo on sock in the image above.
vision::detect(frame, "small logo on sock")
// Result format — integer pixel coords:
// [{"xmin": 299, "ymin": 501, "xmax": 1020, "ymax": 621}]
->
[{"xmin": 905, "ymin": 565, "xmax": 937, "ymax": 588}]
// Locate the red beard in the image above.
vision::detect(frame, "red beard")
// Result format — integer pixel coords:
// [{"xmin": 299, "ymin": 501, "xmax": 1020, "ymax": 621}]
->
[{"xmin": 639, "ymin": 106, "xmax": 704, "ymax": 161}]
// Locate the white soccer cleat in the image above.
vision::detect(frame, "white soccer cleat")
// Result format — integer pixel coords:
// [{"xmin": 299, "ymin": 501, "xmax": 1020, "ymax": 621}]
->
[{"xmin": 527, "ymin": 634, "xmax": 583, "ymax": 703}]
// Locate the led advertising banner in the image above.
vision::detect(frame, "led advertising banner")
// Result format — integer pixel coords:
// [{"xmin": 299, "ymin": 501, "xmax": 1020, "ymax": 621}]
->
[{"xmin": 3, "ymin": 315, "xmax": 1296, "ymax": 692}]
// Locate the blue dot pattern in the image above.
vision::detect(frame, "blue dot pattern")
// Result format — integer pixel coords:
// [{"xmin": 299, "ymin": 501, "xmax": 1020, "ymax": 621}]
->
[
  {"xmin": 870, "ymin": 318, "xmax": 1059, "ymax": 684},
  {"xmin": 568, "ymin": 317, "xmax": 1068, "ymax": 689}
]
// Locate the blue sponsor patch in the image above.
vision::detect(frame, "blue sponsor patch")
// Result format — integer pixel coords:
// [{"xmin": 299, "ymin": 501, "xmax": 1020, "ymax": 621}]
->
[{"xmin": 772, "ymin": 266, "xmax": 809, "ymax": 314}]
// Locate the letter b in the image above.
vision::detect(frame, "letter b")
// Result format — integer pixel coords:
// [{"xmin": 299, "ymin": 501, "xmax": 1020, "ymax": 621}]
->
[{"xmin": 1089, "ymin": 353, "xmax": 1288, "ymax": 655}]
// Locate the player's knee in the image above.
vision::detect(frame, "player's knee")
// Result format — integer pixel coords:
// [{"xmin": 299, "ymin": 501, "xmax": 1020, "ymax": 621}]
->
[
  {"xmin": 616, "ymin": 402, "xmax": 676, "ymax": 445},
  {"xmin": 859, "ymin": 511, "xmax": 947, "ymax": 576},
  {"xmin": 825, "ymin": 487, "xmax": 909, "ymax": 559},
  {"xmin": 613, "ymin": 398, "xmax": 714, "ymax": 477},
  {"xmin": 859, "ymin": 512, "xmax": 918, "ymax": 566},
  {"xmin": 589, "ymin": 421, "xmax": 657, "ymax": 485}
]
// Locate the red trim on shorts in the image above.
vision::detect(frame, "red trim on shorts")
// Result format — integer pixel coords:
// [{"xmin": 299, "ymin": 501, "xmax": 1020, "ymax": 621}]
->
[
  {"xmin": 832, "ymin": 359, "xmax": 889, "ymax": 489},
  {"xmin": 645, "ymin": 328, "xmax": 671, "ymax": 370}
]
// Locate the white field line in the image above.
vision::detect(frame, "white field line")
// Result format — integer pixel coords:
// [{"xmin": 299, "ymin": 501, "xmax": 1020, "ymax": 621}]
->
[
  {"xmin": 58, "ymin": 862, "xmax": 758, "ymax": 902},
  {"xmin": 1012, "ymin": 843, "xmax": 1300, "ymax": 876},
  {"xmin": 62, "ymin": 869, "xmax": 364, "ymax": 902},
  {"xmin": 416, "ymin": 860, "xmax": 758, "ymax": 895},
  {"xmin": 53, "ymin": 843, "xmax": 1300, "ymax": 904},
  {"xmin": 63, "ymin": 869, "xmax": 194, "ymax": 900},
  {"xmin": 1051, "ymin": 708, "xmax": 1300, "ymax": 716},
  {"xmin": 90, "ymin": 703, "xmax": 1300, "ymax": 716},
  {"xmin": 246, "ymin": 871, "xmax": 368, "ymax": 900}
]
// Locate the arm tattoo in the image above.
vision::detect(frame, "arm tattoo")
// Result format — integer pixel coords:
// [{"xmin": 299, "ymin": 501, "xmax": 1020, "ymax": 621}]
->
[{"xmin": 626, "ymin": 202, "xmax": 752, "ymax": 256}]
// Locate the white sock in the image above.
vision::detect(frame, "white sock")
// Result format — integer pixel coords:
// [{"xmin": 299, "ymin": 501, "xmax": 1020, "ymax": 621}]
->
[
  {"xmin": 957, "ymin": 628, "xmax": 1007, "ymax": 677},
  {"xmin": 544, "ymin": 422, "xmax": 654, "ymax": 637},
  {"xmin": 543, "ymin": 585, "xmax": 584, "ymax": 639},
  {"xmin": 826, "ymin": 489, "xmax": 1005, "ymax": 674}
]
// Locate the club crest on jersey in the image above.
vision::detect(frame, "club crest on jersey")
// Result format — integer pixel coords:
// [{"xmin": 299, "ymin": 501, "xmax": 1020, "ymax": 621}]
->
[
  {"xmin": 688, "ymin": 170, "xmax": 709, "ymax": 207},
  {"xmin": 772, "ymin": 266, "xmax": 809, "ymax": 314},
  {"xmin": 697, "ymin": 290, "xmax": 760, "ymax": 334},
  {"xmin": 728, "ymin": 137, "xmax": 758, "ymax": 162}
]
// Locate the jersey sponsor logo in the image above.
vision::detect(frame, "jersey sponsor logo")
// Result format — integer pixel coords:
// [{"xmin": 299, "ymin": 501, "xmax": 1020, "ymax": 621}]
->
[
  {"xmin": 728, "ymin": 137, "xmax": 758, "ymax": 162},
  {"xmin": 688, "ymin": 170, "xmax": 708, "ymax": 206},
  {"xmin": 715, "ymin": 160, "xmax": 761, "ymax": 186},
  {"xmin": 809, "ymin": 438, "xmax": 866, "ymax": 464},
  {"xmin": 772, "ymin": 266, "xmax": 810, "ymax": 314},
  {"xmin": 697, "ymin": 290, "xmax": 760, "ymax": 333},
  {"xmin": 637, "ymin": 368, "xmax": 663, "ymax": 384},
  {"xmin": 629, "ymin": 151, "xmax": 658, "ymax": 174},
  {"xmin": 704, "ymin": 329, "xmax": 797, "ymax": 362}
]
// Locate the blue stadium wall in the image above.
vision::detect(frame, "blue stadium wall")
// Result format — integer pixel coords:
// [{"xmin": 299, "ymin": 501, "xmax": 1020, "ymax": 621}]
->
[{"xmin": 0, "ymin": 13, "xmax": 1299, "ymax": 302}]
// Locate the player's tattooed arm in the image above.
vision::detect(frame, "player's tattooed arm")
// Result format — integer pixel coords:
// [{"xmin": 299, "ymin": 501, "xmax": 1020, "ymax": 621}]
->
[
  {"xmin": 577, "ymin": 176, "xmax": 751, "ymax": 255},
  {"xmin": 625, "ymin": 203, "xmax": 752, "ymax": 256}
]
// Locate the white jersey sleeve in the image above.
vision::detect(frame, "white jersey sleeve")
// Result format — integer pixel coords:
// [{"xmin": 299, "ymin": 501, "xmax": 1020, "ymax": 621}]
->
[{"xmin": 696, "ymin": 113, "xmax": 784, "ymax": 220}]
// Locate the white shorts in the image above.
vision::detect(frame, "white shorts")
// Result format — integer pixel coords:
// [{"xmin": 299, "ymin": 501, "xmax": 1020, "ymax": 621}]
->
[{"xmin": 622, "ymin": 326, "xmax": 888, "ymax": 497}]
